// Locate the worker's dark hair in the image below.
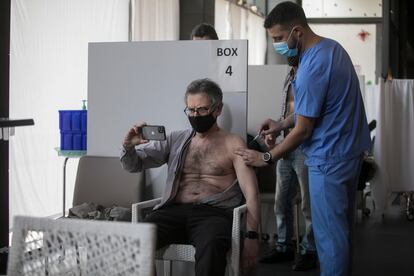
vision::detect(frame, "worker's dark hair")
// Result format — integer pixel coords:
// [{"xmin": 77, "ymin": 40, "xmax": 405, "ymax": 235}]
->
[
  {"xmin": 190, "ymin": 23, "xmax": 219, "ymax": 40},
  {"xmin": 264, "ymin": 1, "xmax": 308, "ymax": 30}
]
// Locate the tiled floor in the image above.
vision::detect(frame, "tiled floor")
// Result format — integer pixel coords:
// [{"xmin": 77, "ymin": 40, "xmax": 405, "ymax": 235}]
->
[{"xmin": 256, "ymin": 197, "xmax": 414, "ymax": 276}]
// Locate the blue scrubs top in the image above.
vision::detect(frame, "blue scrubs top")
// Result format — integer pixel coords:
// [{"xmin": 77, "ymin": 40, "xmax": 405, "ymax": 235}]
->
[{"xmin": 293, "ymin": 38, "xmax": 370, "ymax": 166}]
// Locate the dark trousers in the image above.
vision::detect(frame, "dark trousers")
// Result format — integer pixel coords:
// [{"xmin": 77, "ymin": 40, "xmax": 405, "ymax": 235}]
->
[{"xmin": 144, "ymin": 203, "xmax": 233, "ymax": 276}]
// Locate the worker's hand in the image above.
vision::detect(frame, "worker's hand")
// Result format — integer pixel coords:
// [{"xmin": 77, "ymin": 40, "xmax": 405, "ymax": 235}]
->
[
  {"xmin": 264, "ymin": 133, "xmax": 277, "ymax": 149},
  {"xmin": 123, "ymin": 122, "xmax": 149, "ymax": 148},
  {"xmin": 242, "ymin": 239, "xmax": 258, "ymax": 273},
  {"xmin": 259, "ymin": 118, "xmax": 284, "ymax": 137},
  {"xmin": 234, "ymin": 148, "xmax": 267, "ymax": 167}
]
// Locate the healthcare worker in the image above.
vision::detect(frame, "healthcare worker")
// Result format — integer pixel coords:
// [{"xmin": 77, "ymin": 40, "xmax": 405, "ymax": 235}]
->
[{"xmin": 234, "ymin": 2, "xmax": 370, "ymax": 276}]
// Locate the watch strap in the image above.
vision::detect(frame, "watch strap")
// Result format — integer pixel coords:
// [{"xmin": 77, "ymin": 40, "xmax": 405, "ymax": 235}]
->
[{"xmin": 263, "ymin": 152, "xmax": 274, "ymax": 164}]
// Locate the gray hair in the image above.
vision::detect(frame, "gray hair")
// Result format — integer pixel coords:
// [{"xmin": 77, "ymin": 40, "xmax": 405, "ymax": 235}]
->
[{"xmin": 184, "ymin": 78, "xmax": 223, "ymax": 107}]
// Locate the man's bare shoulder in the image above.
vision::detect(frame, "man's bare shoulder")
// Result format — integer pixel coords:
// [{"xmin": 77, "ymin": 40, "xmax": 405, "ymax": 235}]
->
[{"xmin": 219, "ymin": 129, "xmax": 247, "ymax": 149}]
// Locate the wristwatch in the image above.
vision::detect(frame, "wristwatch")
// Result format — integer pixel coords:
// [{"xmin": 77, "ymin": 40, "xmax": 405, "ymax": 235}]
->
[
  {"xmin": 244, "ymin": 231, "xmax": 259, "ymax": 240},
  {"xmin": 262, "ymin": 152, "xmax": 274, "ymax": 164}
]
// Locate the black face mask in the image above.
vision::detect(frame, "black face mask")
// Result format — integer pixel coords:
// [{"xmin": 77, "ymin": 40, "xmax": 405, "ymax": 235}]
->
[{"xmin": 188, "ymin": 113, "xmax": 217, "ymax": 133}]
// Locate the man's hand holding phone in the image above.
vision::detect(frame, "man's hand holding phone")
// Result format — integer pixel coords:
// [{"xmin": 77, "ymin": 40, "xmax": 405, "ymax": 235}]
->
[
  {"xmin": 123, "ymin": 122, "xmax": 149, "ymax": 149},
  {"xmin": 123, "ymin": 123, "xmax": 167, "ymax": 149}
]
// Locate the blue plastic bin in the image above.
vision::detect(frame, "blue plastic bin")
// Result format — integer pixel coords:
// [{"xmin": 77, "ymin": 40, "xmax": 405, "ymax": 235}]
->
[
  {"xmin": 59, "ymin": 110, "xmax": 87, "ymax": 150},
  {"xmin": 59, "ymin": 110, "xmax": 87, "ymax": 132}
]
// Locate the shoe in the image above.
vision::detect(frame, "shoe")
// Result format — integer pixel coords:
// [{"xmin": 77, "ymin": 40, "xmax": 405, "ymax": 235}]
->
[
  {"xmin": 292, "ymin": 252, "xmax": 317, "ymax": 271},
  {"xmin": 259, "ymin": 248, "xmax": 294, "ymax": 263}
]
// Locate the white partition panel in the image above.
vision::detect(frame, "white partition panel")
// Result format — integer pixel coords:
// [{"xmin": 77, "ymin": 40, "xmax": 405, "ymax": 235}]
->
[
  {"xmin": 88, "ymin": 40, "xmax": 247, "ymax": 157},
  {"xmin": 247, "ymin": 65, "xmax": 290, "ymax": 135},
  {"xmin": 87, "ymin": 40, "xmax": 248, "ymax": 198}
]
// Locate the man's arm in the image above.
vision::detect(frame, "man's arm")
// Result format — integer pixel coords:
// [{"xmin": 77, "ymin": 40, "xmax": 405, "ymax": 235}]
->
[
  {"xmin": 233, "ymin": 152, "xmax": 260, "ymax": 233},
  {"xmin": 282, "ymin": 113, "xmax": 295, "ymax": 130},
  {"xmin": 269, "ymin": 114, "xmax": 314, "ymax": 160},
  {"xmin": 234, "ymin": 115, "xmax": 315, "ymax": 167},
  {"xmin": 120, "ymin": 122, "xmax": 169, "ymax": 172},
  {"xmin": 261, "ymin": 114, "xmax": 296, "ymax": 148},
  {"xmin": 260, "ymin": 114, "xmax": 295, "ymax": 135},
  {"xmin": 231, "ymin": 136, "xmax": 260, "ymax": 272}
]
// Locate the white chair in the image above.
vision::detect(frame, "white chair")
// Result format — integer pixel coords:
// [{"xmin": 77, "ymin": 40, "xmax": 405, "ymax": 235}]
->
[
  {"xmin": 7, "ymin": 216, "xmax": 156, "ymax": 276},
  {"xmin": 132, "ymin": 198, "xmax": 246, "ymax": 276}
]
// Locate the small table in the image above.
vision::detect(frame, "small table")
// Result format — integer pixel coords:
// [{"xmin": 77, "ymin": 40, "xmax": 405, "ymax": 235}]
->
[{"xmin": 55, "ymin": 148, "xmax": 86, "ymax": 217}]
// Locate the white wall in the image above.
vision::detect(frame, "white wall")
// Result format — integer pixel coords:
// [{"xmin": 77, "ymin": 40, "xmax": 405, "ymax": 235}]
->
[
  {"xmin": 310, "ymin": 24, "xmax": 377, "ymax": 84},
  {"xmin": 303, "ymin": 0, "xmax": 382, "ymax": 17},
  {"xmin": 247, "ymin": 65, "xmax": 289, "ymax": 135}
]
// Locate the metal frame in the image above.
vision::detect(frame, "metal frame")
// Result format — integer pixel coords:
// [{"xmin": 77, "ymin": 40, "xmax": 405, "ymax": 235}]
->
[{"xmin": 0, "ymin": 0, "xmax": 11, "ymax": 274}]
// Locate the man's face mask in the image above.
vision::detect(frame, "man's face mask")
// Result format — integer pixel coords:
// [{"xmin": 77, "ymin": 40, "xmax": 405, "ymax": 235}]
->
[
  {"xmin": 187, "ymin": 110, "xmax": 217, "ymax": 133},
  {"xmin": 272, "ymin": 27, "xmax": 299, "ymax": 57}
]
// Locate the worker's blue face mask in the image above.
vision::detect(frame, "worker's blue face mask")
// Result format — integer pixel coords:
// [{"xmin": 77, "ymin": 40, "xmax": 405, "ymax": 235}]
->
[{"xmin": 272, "ymin": 27, "xmax": 299, "ymax": 57}]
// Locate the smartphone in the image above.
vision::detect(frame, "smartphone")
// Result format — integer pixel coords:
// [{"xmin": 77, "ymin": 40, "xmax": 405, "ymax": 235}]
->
[{"xmin": 141, "ymin": 125, "xmax": 166, "ymax": 141}]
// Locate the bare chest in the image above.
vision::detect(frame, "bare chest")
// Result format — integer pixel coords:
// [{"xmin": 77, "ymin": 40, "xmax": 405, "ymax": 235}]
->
[
  {"xmin": 182, "ymin": 140, "xmax": 233, "ymax": 176},
  {"xmin": 285, "ymin": 86, "xmax": 295, "ymax": 116}
]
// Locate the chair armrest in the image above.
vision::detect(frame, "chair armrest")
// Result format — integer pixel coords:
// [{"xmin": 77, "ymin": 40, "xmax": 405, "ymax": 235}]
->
[
  {"xmin": 132, "ymin": 197, "xmax": 162, "ymax": 223},
  {"xmin": 230, "ymin": 204, "xmax": 247, "ymax": 276}
]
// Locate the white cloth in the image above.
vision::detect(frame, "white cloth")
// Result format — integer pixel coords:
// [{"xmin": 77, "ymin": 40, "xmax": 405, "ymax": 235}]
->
[
  {"xmin": 215, "ymin": 0, "xmax": 266, "ymax": 65},
  {"xmin": 131, "ymin": 0, "xmax": 179, "ymax": 41},
  {"xmin": 372, "ymin": 79, "xmax": 414, "ymax": 212},
  {"xmin": 10, "ymin": 0, "xmax": 129, "ymax": 226},
  {"xmin": 361, "ymin": 83, "xmax": 380, "ymax": 137}
]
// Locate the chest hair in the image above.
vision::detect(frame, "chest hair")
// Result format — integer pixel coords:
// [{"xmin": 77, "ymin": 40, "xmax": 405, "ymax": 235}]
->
[{"xmin": 183, "ymin": 139, "xmax": 231, "ymax": 175}]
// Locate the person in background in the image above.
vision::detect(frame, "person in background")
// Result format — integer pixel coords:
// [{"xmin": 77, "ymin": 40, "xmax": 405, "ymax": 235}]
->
[
  {"xmin": 235, "ymin": 2, "xmax": 370, "ymax": 275},
  {"xmin": 191, "ymin": 23, "xmax": 219, "ymax": 40},
  {"xmin": 259, "ymin": 55, "xmax": 317, "ymax": 271},
  {"xmin": 121, "ymin": 79, "xmax": 260, "ymax": 276}
]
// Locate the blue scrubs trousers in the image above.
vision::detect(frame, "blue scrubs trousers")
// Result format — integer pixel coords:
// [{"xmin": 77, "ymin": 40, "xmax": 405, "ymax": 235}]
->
[{"xmin": 308, "ymin": 156, "xmax": 363, "ymax": 276}]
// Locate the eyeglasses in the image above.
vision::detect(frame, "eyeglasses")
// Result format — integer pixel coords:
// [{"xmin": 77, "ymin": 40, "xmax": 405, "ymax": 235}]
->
[{"xmin": 184, "ymin": 106, "xmax": 214, "ymax": 116}]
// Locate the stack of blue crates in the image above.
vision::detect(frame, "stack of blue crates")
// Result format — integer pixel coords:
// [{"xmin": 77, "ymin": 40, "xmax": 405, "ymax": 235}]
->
[{"xmin": 59, "ymin": 110, "xmax": 87, "ymax": 151}]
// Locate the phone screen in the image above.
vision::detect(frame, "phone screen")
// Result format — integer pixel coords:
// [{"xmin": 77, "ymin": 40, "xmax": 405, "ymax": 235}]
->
[{"xmin": 142, "ymin": 125, "xmax": 166, "ymax": 141}]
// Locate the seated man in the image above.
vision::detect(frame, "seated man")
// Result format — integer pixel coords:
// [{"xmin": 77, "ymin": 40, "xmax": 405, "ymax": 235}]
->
[{"xmin": 120, "ymin": 78, "xmax": 260, "ymax": 276}]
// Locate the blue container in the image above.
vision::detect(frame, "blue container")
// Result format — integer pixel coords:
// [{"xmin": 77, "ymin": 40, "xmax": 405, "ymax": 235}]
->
[
  {"xmin": 73, "ymin": 133, "xmax": 82, "ymax": 150},
  {"xmin": 82, "ymin": 134, "xmax": 87, "ymax": 150},
  {"xmin": 71, "ymin": 111, "xmax": 81, "ymax": 131},
  {"xmin": 59, "ymin": 110, "xmax": 87, "ymax": 132},
  {"xmin": 59, "ymin": 111, "xmax": 72, "ymax": 131},
  {"xmin": 81, "ymin": 112, "xmax": 87, "ymax": 132},
  {"xmin": 60, "ymin": 131, "xmax": 83, "ymax": 150},
  {"xmin": 59, "ymin": 110, "xmax": 87, "ymax": 150},
  {"xmin": 60, "ymin": 132, "xmax": 73, "ymax": 150}
]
